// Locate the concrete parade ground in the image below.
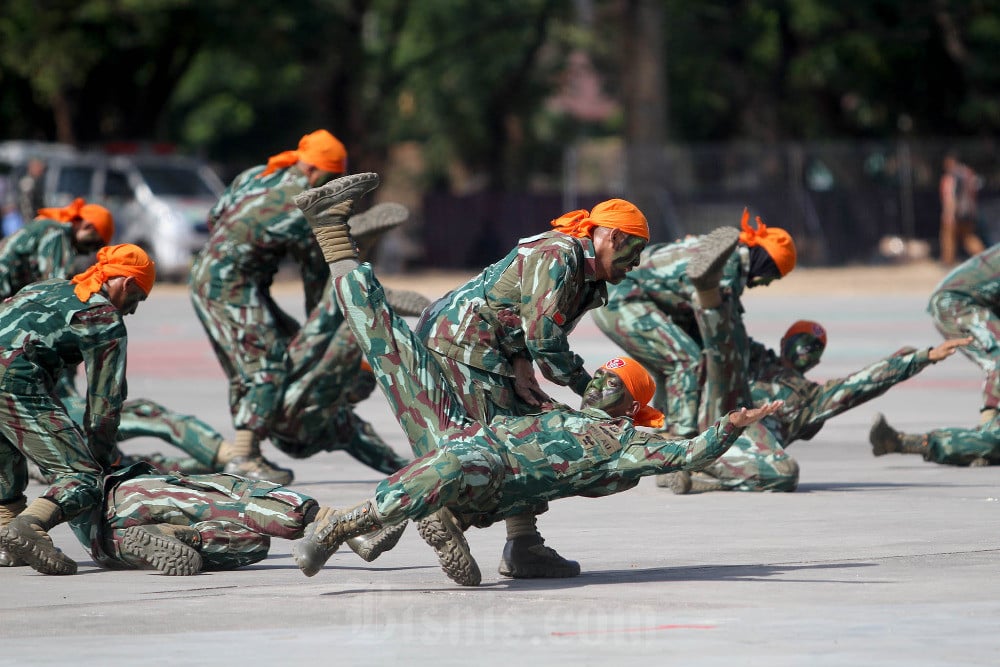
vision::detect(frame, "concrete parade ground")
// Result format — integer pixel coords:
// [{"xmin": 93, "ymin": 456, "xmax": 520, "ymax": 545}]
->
[{"xmin": 1, "ymin": 262, "xmax": 998, "ymax": 667}]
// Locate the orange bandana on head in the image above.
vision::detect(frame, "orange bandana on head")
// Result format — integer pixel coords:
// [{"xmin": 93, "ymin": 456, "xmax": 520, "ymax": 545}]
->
[
  {"xmin": 258, "ymin": 129, "xmax": 347, "ymax": 177},
  {"xmin": 738, "ymin": 208, "xmax": 796, "ymax": 276},
  {"xmin": 551, "ymin": 198, "xmax": 650, "ymax": 241},
  {"xmin": 782, "ymin": 320, "xmax": 827, "ymax": 347},
  {"xmin": 36, "ymin": 198, "xmax": 115, "ymax": 244},
  {"xmin": 71, "ymin": 243, "xmax": 156, "ymax": 303},
  {"xmin": 600, "ymin": 357, "xmax": 665, "ymax": 428}
]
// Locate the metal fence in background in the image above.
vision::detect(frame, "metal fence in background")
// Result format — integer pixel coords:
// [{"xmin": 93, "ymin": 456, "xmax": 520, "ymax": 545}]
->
[{"xmin": 420, "ymin": 138, "xmax": 1000, "ymax": 270}]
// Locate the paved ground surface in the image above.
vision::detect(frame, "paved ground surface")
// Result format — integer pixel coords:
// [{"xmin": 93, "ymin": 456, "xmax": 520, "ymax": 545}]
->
[{"xmin": 2, "ymin": 261, "xmax": 998, "ymax": 666}]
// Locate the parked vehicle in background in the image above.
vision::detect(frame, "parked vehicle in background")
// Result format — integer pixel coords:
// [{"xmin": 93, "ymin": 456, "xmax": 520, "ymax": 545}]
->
[{"xmin": 0, "ymin": 141, "xmax": 225, "ymax": 281}]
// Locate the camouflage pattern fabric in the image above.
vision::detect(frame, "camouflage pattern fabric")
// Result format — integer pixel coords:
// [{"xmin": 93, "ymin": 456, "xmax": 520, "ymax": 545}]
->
[
  {"xmin": 920, "ymin": 415, "xmax": 1000, "ymax": 465},
  {"xmin": 927, "ymin": 243, "xmax": 1000, "ymax": 411},
  {"xmin": 593, "ymin": 236, "xmax": 750, "ymax": 434},
  {"xmin": 690, "ymin": 298, "xmax": 796, "ymax": 491},
  {"xmin": 189, "ymin": 164, "xmax": 328, "ymax": 438},
  {"xmin": 748, "ymin": 345, "xmax": 935, "ymax": 445},
  {"xmin": 70, "ymin": 463, "xmax": 316, "ymax": 571},
  {"xmin": 333, "ymin": 263, "xmax": 746, "ymax": 525},
  {"xmin": 0, "ymin": 279, "xmax": 127, "ymax": 517},
  {"xmin": 0, "ymin": 218, "xmax": 75, "ymax": 300},
  {"xmin": 416, "ymin": 230, "xmax": 607, "ymax": 407},
  {"xmin": 691, "ymin": 299, "xmax": 938, "ymax": 491},
  {"xmin": 63, "ymin": 396, "xmax": 223, "ymax": 471},
  {"xmin": 272, "ymin": 287, "xmax": 409, "ymax": 473}
]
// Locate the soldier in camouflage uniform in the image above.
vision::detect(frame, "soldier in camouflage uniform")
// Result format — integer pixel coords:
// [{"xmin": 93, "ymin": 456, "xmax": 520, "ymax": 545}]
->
[
  {"xmin": 660, "ymin": 246, "xmax": 969, "ymax": 493},
  {"xmin": 927, "ymin": 243, "xmax": 1000, "ymax": 424},
  {"xmin": 0, "ymin": 244, "xmax": 155, "ymax": 575},
  {"xmin": 410, "ymin": 192, "xmax": 650, "ymax": 580},
  {"xmin": 869, "ymin": 412, "xmax": 1000, "ymax": 466},
  {"xmin": 65, "ymin": 462, "xmax": 319, "ymax": 575},
  {"xmin": 189, "ymin": 129, "xmax": 348, "ymax": 484},
  {"xmin": 0, "ymin": 197, "xmax": 115, "ymax": 300},
  {"xmin": 592, "ymin": 209, "xmax": 797, "ymax": 438},
  {"xmin": 286, "ymin": 181, "xmax": 782, "ymax": 583}
]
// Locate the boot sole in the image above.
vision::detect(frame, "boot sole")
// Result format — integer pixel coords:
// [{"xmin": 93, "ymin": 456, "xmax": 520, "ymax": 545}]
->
[
  {"xmin": 293, "ymin": 172, "xmax": 380, "ymax": 222},
  {"xmin": 497, "ymin": 559, "xmax": 581, "ymax": 579},
  {"xmin": 347, "ymin": 521, "xmax": 407, "ymax": 563},
  {"xmin": 121, "ymin": 526, "xmax": 202, "ymax": 576},
  {"xmin": 416, "ymin": 508, "xmax": 481, "ymax": 586},
  {"xmin": 687, "ymin": 226, "xmax": 741, "ymax": 289},
  {"xmin": 385, "ymin": 289, "xmax": 431, "ymax": 317},
  {"xmin": 348, "ymin": 202, "xmax": 409, "ymax": 240},
  {"xmin": 0, "ymin": 524, "xmax": 77, "ymax": 575}
]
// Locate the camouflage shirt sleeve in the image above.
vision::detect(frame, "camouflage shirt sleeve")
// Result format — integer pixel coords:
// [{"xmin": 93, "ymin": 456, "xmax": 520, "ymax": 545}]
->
[
  {"xmin": 34, "ymin": 227, "xmax": 74, "ymax": 282},
  {"xmin": 797, "ymin": 346, "xmax": 933, "ymax": 430},
  {"xmin": 517, "ymin": 241, "xmax": 592, "ymax": 394},
  {"xmin": 621, "ymin": 412, "xmax": 743, "ymax": 470},
  {"xmin": 72, "ymin": 301, "xmax": 128, "ymax": 467}
]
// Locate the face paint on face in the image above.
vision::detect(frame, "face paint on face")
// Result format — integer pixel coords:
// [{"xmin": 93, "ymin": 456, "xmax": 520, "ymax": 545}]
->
[
  {"xmin": 781, "ymin": 333, "xmax": 825, "ymax": 373},
  {"xmin": 603, "ymin": 234, "xmax": 646, "ymax": 283},
  {"xmin": 582, "ymin": 368, "xmax": 632, "ymax": 414}
]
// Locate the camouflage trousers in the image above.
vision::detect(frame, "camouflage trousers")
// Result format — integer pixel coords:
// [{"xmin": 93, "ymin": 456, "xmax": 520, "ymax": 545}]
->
[
  {"xmin": 929, "ymin": 292, "xmax": 1000, "ymax": 411},
  {"xmin": 64, "ymin": 396, "xmax": 222, "ymax": 472},
  {"xmin": 190, "ymin": 285, "xmax": 289, "ymax": 438},
  {"xmin": 101, "ymin": 473, "xmax": 315, "ymax": 571},
  {"xmin": 273, "ymin": 292, "xmax": 409, "ymax": 474},
  {"xmin": 333, "ymin": 264, "xmax": 727, "ymax": 524},
  {"xmin": 694, "ymin": 300, "xmax": 798, "ymax": 492},
  {"xmin": 923, "ymin": 420, "xmax": 1000, "ymax": 466},
  {"xmin": 592, "ymin": 301, "xmax": 703, "ymax": 436},
  {"xmin": 0, "ymin": 390, "xmax": 104, "ymax": 518}
]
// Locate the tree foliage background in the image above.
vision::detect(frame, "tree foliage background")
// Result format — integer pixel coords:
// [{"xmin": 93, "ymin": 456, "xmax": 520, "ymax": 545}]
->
[{"xmin": 2, "ymin": 0, "xmax": 1000, "ymax": 187}]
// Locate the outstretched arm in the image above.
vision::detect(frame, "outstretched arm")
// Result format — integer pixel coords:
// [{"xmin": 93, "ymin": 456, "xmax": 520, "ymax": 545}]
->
[
  {"xmin": 729, "ymin": 400, "xmax": 784, "ymax": 428},
  {"xmin": 929, "ymin": 336, "xmax": 973, "ymax": 362}
]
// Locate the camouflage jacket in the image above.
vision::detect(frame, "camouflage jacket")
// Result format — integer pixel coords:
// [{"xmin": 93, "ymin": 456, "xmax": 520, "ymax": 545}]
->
[
  {"xmin": 0, "ymin": 218, "xmax": 75, "ymax": 300},
  {"xmin": 416, "ymin": 231, "xmax": 606, "ymax": 394},
  {"xmin": 747, "ymin": 343, "xmax": 934, "ymax": 444},
  {"xmin": 930, "ymin": 243, "xmax": 1000, "ymax": 310},
  {"xmin": 0, "ymin": 279, "xmax": 128, "ymax": 462},
  {"xmin": 190, "ymin": 165, "xmax": 327, "ymax": 313},
  {"xmin": 604, "ymin": 235, "xmax": 750, "ymax": 326},
  {"xmin": 488, "ymin": 405, "xmax": 743, "ymax": 516}
]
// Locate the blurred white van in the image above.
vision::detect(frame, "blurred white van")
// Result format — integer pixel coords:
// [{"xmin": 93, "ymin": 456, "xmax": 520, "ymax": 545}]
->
[{"xmin": 1, "ymin": 141, "xmax": 225, "ymax": 281}]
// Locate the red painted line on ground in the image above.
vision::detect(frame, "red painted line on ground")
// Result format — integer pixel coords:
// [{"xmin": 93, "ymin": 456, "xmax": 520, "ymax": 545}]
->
[{"xmin": 550, "ymin": 624, "xmax": 716, "ymax": 637}]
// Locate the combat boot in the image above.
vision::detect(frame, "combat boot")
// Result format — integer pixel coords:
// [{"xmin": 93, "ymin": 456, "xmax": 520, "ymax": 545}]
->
[
  {"xmin": 869, "ymin": 413, "xmax": 902, "ymax": 456},
  {"xmin": 657, "ymin": 471, "xmax": 724, "ymax": 494},
  {"xmin": 385, "ymin": 288, "xmax": 431, "ymax": 318},
  {"xmin": 687, "ymin": 226, "xmax": 741, "ymax": 308},
  {"xmin": 119, "ymin": 524, "xmax": 203, "ymax": 576},
  {"xmin": 293, "ymin": 500, "xmax": 385, "ymax": 577},
  {"xmin": 346, "ymin": 521, "xmax": 408, "ymax": 563},
  {"xmin": 218, "ymin": 432, "xmax": 294, "ymax": 485},
  {"xmin": 498, "ymin": 513, "xmax": 580, "ymax": 579},
  {"xmin": 416, "ymin": 507, "xmax": 481, "ymax": 586},
  {"xmin": 0, "ymin": 498, "xmax": 76, "ymax": 575},
  {"xmin": 869, "ymin": 414, "xmax": 927, "ymax": 457},
  {"xmin": 294, "ymin": 172, "xmax": 381, "ymax": 266},
  {"xmin": 0, "ymin": 496, "xmax": 27, "ymax": 567},
  {"xmin": 350, "ymin": 202, "xmax": 409, "ymax": 261}
]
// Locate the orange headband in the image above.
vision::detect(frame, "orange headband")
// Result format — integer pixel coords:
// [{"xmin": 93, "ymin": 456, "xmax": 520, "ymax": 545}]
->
[
  {"xmin": 71, "ymin": 243, "xmax": 156, "ymax": 303},
  {"xmin": 782, "ymin": 320, "xmax": 827, "ymax": 347},
  {"xmin": 600, "ymin": 357, "xmax": 665, "ymax": 428},
  {"xmin": 551, "ymin": 198, "xmax": 650, "ymax": 241},
  {"xmin": 36, "ymin": 198, "xmax": 114, "ymax": 244},
  {"xmin": 738, "ymin": 208, "xmax": 796, "ymax": 276},
  {"xmin": 258, "ymin": 129, "xmax": 347, "ymax": 177}
]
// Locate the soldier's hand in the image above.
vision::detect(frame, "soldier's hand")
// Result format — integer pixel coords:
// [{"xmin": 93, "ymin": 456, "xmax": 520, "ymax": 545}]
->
[
  {"xmin": 512, "ymin": 356, "xmax": 551, "ymax": 406},
  {"xmin": 729, "ymin": 400, "xmax": 784, "ymax": 428},
  {"xmin": 929, "ymin": 336, "xmax": 973, "ymax": 362}
]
